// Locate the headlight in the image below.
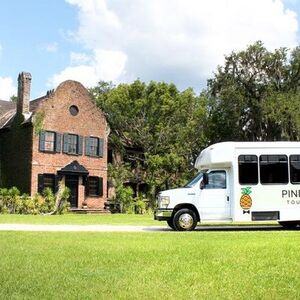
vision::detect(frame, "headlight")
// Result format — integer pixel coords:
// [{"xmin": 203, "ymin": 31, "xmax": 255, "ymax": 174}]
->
[{"xmin": 158, "ymin": 196, "xmax": 170, "ymax": 208}]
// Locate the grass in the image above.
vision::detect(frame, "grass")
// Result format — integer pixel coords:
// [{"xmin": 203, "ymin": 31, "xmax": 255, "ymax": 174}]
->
[
  {"xmin": 0, "ymin": 213, "xmax": 158, "ymax": 226},
  {"xmin": 0, "ymin": 231, "xmax": 299, "ymax": 299},
  {"xmin": 0, "ymin": 213, "xmax": 279, "ymax": 227}
]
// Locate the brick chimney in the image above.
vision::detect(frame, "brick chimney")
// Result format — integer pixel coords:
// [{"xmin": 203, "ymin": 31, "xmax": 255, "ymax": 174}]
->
[{"xmin": 17, "ymin": 72, "xmax": 32, "ymax": 115}]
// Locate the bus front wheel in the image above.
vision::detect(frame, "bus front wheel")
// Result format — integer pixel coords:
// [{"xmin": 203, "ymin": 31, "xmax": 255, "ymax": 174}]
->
[{"xmin": 173, "ymin": 208, "xmax": 197, "ymax": 231}]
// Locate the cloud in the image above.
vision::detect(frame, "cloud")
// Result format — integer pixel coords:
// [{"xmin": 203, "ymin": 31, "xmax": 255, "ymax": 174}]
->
[
  {"xmin": 0, "ymin": 76, "xmax": 17, "ymax": 100},
  {"xmin": 70, "ymin": 52, "xmax": 91, "ymax": 65},
  {"xmin": 44, "ymin": 42, "xmax": 58, "ymax": 53},
  {"xmin": 57, "ymin": 0, "xmax": 299, "ymax": 90},
  {"xmin": 49, "ymin": 49, "xmax": 127, "ymax": 88}
]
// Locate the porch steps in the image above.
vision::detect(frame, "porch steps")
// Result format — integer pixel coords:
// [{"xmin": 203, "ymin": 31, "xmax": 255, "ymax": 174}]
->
[{"xmin": 69, "ymin": 208, "xmax": 110, "ymax": 214}]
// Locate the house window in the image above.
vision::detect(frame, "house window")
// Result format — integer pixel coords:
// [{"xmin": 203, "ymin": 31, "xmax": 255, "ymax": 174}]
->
[
  {"xmin": 39, "ymin": 131, "xmax": 61, "ymax": 153},
  {"xmin": 45, "ymin": 132, "xmax": 55, "ymax": 151},
  {"xmin": 259, "ymin": 155, "xmax": 288, "ymax": 184},
  {"xmin": 38, "ymin": 174, "xmax": 56, "ymax": 193},
  {"xmin": 68, "ymin": 134, "xmax": 78, "ymax": 154},
  {"xmin": 238, "ymin": 155, "xmax": 258, "ymax": 185},
  {"xmin": 89, "ymin": 137, "xmax": 99, "ymax": 156},
  {"xmin": 85, "ymin": 137, "xmax": 104, "ymax": 157},
  {"xmin": 69, "ymin": 105, "xmax": 79, "ymax": 116},
  {"xmin": 63, "ymin": 133, "xmax": 83, "ymax": 155},
  {"xmin": 87, "ymin": 176, "xmax": 103, "ymax": 197}
]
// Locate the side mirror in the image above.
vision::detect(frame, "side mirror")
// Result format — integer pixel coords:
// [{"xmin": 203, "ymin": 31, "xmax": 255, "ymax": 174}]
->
[{"xmin": 200, "ymin": 173, "xmax": 209, "ymax": 189}]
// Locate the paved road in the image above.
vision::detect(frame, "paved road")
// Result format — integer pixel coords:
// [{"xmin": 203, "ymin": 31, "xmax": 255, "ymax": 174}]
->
[{"xmin": 0, "ymin": 224, "xmax": 296, "ymax": 232}]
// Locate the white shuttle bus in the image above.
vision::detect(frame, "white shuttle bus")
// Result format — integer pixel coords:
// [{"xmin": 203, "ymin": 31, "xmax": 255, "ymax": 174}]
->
[{"xmin": 154, "ymin": 142, "xmax": 300, "ymax": 231}]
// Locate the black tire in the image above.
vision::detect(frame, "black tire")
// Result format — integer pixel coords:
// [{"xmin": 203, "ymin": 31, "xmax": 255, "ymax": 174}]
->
[
  {"xmin": 167, "ymin": 219, "xmax": 175, "ymax": 230},
  {"xmin": 173, "ymin": 208, "xmax": 197, "ymax": 231},
  {"xmin": 278, "ymin": 221, "xmax": 299, "ymax": 229}
]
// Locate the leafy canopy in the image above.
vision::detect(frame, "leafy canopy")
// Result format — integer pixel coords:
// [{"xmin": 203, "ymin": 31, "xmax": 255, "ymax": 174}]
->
[{"xmin": 90, "ymin": 80, "xmax": 208, "ymax": 202}]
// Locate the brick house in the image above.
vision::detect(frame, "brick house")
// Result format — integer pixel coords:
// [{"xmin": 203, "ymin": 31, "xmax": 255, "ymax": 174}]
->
[{"xmin": 0, "ymin": 72, "xmax": 109, "ymax": 209}]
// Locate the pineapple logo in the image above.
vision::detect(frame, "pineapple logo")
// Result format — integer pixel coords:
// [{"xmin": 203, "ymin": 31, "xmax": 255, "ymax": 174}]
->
[{"xmin": 240, "ymin": 187, "xmax": 252, "ymax": 214}]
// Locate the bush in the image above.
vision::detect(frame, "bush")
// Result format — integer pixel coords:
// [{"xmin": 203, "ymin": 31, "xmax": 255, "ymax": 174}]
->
[
  {"xmin": 115, "ymin": 185, "xmax": 135, "ymax": 213},
  {"xmin": 42, "ymin": 188, "xmax": 56, "ymax": 213},
  {"xmin": 0, "ymin": 186, "xmax": 70, "ymax": 215},
  {"xmin": 0, "ymin": 187, "xmax": 23, "ymax": 214},
  {"xmin": 108, "ymin": 190, "xmax": 149, "ymax": 214},
  {"xmin": 134, "ymin": 194, "xmax": 147, "ymax": 214}
]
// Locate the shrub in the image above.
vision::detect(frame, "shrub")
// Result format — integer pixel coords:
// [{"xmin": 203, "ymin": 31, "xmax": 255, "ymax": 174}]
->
[
  {"xmin": 15, "ymin": 194, "xmax": 30, "ymax": 214},
  {"xmin": 0, "ymin": 186, "xmax": 70, "ymax": 215},
  {"xmin": 116, "ymin": 185, "xmax": 135, "ymax": 213},
  {"xmin": 42, "ymin": 188, "xmax": 56, "ymax": 213},
  {"xmin": 0, "ymin": 187, "xmax": 23, "ymax": 214},
  {"xmin": 134, "ymin": 194, "xmax": 147, "ymax": 214}
]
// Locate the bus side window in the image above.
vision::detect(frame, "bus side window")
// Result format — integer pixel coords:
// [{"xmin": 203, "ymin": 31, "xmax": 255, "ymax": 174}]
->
[
  {"xmin": 238, "ymin": 155, "xmax": 258, "ymax": 185},
  {"xmin": 290, "ymin": 155, "xmax": 300, "ymax": 184},
  {"xmin": 260, "ymin": 155, "xmax": 288, "ymax": 184}
]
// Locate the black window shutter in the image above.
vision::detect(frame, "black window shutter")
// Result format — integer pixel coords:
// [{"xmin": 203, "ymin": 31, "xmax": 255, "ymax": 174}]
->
[
  {"xmin": 78, "ymin": 136, "xmax": 83, "ymax": 155},
  {"xmin": 98, "ymin": 177, "xmax": 103, "ymax": 197},
  {"xmin": 37, "ymin": 174, "xmax": 44, "ymax": 194},
  {"xmin": 85, "ymin": 137, "xmax": 90, "ymax": 156},
  {"xmin": 63, "ymin": 133, "xmax": 69, "ymax": 153},
  {"xmin": 85, "ymin": 176, "xmax": 89, "ymax": 196},
  {"xmin": 55, "ymin": 133, "xmax": 62, "ymax": 153},
  {"xmin": 39, "ymin": 131, "xmax": 45, "ymax": 151},
  {"xmin": 99, "ymin": 138, "xmax": 104, "ymax": 157}
]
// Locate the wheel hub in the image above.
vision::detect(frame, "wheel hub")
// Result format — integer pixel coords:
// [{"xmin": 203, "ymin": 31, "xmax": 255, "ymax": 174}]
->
[{"xmin": 178, "ymin": 213, "xmax": 193, "ymax": 229}]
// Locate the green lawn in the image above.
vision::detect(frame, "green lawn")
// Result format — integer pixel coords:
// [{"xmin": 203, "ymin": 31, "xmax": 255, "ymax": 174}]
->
[
  {"xmin": 0, "ymin": 213, "xmax": 278, "ymax": 227},
  {"xmin": 0, "ymin": 213, "xmax": 158, "ymax": 226},
  {"xmin": 0, "ymin": 231, "xmax": 299, "ymax": 299}
]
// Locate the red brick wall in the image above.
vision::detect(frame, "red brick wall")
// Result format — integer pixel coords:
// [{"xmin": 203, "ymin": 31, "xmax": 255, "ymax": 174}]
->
[{"xmin": 30, "ymin": 80, "xmax": 108, "ymax": 209}]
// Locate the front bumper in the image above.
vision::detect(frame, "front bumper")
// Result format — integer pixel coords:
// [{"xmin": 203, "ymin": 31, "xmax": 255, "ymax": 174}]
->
[{"xmin": 154, "ymin": 209, "xmax": 173, "ymax": 221}]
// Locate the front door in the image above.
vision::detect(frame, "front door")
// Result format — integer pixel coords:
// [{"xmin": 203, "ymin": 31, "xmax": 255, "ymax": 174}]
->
[
  {"xmin": 199, "ymin": 170, "xmax": 231, "ymax": 220},
  {"xmin": 65, "ymin": 175, "xmax": 79, "ymax": 208}
]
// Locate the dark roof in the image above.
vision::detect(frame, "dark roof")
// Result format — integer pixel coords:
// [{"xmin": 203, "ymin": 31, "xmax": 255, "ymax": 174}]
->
[
  {"xmin": 29, "ymin": 96, "xmax": 48, "ymax": 113},
  {"xmin": 0, "ymin": 100, "xmax": 16, "ymax": 128},
  {"xmin": 58, "ymin": 160, "xmax": 89, "ymax": 175},
  {"xmin": 0, "ymin": 99, "xmax": 15, "ymax": 113},
  {"xmin": 0, "ymin": 96, "xmax": 48, "ymax": 129}
]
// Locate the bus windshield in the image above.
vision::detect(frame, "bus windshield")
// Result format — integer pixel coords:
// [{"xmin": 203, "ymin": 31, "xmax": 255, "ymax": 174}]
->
[{"xmin": 185, "ymin": 171, "xmax": 207, "ymax": 188}]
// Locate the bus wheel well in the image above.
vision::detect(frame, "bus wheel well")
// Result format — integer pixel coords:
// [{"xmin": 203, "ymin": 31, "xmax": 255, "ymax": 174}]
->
[{"xmin": 173, "ymin": 204, "xmax": 200, "ymax": 221}]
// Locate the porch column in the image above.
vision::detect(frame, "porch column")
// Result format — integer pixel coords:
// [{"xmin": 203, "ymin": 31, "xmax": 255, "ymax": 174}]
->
[{"xmin": 78, "ymin": 176, "xmax": 85, "ymax": 208}]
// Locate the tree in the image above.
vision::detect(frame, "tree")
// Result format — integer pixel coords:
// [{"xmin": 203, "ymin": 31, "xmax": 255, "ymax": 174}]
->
[
  {"xmin": 10, "ymin": 95, "xmax": 18, "ymax": 103},
  {"xmin": 90, "ymin": 80, "xmax": 208, "ymax": 205},
  {"xmin": 207, "ymin": 41, "xmax": 300, "ymax": 142}
]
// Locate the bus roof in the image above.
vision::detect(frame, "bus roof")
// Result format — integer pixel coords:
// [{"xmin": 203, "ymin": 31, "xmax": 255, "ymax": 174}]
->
[{"xmin": 194, "ymin": 141, "xmax": 300, "ymax": 169}]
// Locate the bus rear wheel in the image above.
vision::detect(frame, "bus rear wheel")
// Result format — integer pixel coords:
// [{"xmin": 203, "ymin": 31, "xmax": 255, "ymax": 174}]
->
[
  {"xmin": 173, "ymin": 208, "xmax": 197, "ymax": 231},
  {"xmin": 278, "ymin": 221, "xmax": 299, "ymax": 229}
]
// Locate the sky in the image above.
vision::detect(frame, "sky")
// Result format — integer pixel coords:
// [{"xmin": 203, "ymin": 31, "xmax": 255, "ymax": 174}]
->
[{"xmin": 0, "ymin": 0, "xmax": 300, "ymax": 100}]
